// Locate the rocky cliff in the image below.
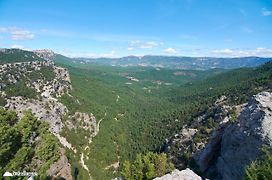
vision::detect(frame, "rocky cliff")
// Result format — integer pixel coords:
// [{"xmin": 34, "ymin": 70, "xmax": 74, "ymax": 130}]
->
[
  {"xmin": 153, "ymin": 168, "xmax": 202, "ymax": 180},
  {"xmin": 197, "ymin": 91, "xmax": 272, "ymax": 179},
  {"xmin": 0, "ymin": 55, "xmax": 98, "ymax": 179}
]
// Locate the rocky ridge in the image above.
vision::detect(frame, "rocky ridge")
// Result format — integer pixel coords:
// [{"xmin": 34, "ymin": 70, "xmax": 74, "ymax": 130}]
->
[
  {"xmin": 164, "ymin": 95, "xmax": 244, "ymax": 170},
  {"xmin": 164, "ymin": 91, "xmax": 271, "ymax": 180},
  {"xmin": 0, "ymin": 55, "xmax": 98, "ymax": 179},
  {"xmin": 193, "ymin": 91, "xmax": 272, "ymax": 179}
]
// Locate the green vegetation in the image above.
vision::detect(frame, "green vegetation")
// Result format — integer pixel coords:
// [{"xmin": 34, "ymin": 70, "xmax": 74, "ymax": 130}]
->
[
  {"xmin": 56, "ymin": 60, "xmax": 271, "ymax": 179},
  {"xmin": 245, "ymin": 148, "xmax": 272, "ymax": 180},
  {"xmin": 0, "ymin": 108, "xmax": 60, "ymax": 179},
  {"xmin": 0, "ymin": 96, "xmax": 6, "ymax": 106},
  {"xmin": 4, "ymin": 80, "xmax": 38, "ymax": 99},
  {"xmin": 1, "ymin": 64, "xmax": 56, "ymax": 99},
  {"xmin": 28, "ymin": 66, "xmax": 55, "ymax": 82},
  {"xmin": 1, "ymin": 51, "xmax": 271, "ymax": 179},
  {"xmin": 0, "ymin": 49, "xmax": 44, "ymax": 64},
  {"xmin": 121, "ymin": 152, "xmax": 174, "ymax": 180}
]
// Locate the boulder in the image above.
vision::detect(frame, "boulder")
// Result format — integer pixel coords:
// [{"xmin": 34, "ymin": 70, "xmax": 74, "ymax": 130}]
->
[{"xmin": 153, "ymin": 168, "xmax": 202, "ymax": 180}]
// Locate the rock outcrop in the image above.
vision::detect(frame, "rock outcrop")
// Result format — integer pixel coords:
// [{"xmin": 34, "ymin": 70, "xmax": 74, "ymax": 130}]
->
[
  {"xmin": 0, "ymin": 56, "xmax": 97, "ymax": 179},
  {"xmin": 5, "ymin": 96, "xmax": 67, "ymax": 133},
  {"xmin": 47, "ymin": 148, "xmax": 73, "ymax": 180},
  {"xmin": 197, "ymin": 91, "xmax": 272, "ymax": 180},
  {"xmin": 153, "ymin": 168, "xmax": 202, "ymax": 180},
  {"xmin": 164, "ymin": 95, "xmax": 240, "ymax": 170},
  {"xmin": 34, "ymin": 49, "xmax": 55, "ymax": 61}
]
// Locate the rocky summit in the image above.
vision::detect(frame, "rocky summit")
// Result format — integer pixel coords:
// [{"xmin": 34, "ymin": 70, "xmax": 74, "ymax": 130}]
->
[{"xmin": 153, "ymin": 168, "xmax": 202, "ymax": 180}]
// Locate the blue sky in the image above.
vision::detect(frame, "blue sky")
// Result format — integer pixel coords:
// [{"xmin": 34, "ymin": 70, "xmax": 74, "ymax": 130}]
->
[{"xmin": 0, "ymin": 0, "xmax": 272, "ymax": 57}]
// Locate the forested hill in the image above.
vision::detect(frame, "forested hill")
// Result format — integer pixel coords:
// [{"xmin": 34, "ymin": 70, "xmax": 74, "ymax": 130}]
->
[
  {"xmin": 0, "ymin": 49, "xmax": 45, "ymax": 64},
  {"xmin": 74, "ymin": 55, "xmax": 272, "ymax": 70},
  {"xmin": 1, "ymin": 48, "xmax": 271, "ymax": 70},
  {"xmin": 0, "ymin": 48, "xmax": 271, "ymax": 179}
]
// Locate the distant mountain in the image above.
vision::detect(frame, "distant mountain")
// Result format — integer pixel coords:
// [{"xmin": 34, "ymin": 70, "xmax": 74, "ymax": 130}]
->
[
  {"xmin": 0, "ymin": 48, "xmax": 271, "ymax": 70},
  {"xmin": 76, "ymin": 55, "xmax": 272, "ymax": 70}
]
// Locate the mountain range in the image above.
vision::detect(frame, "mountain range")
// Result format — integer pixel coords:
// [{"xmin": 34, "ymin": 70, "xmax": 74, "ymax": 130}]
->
[{"xmin": 1, "ymin": 48, "xmax": 271, "ymax": 70}]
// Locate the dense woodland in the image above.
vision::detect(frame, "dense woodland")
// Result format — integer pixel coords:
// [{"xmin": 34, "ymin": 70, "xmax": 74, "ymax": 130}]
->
[
  {"xmin": 0, "ymin": 50, "xmax": 271, "ymax": 179},
  {"xmin": 57, "ymin": 58, "xmax": 272, "ymax": 179},
  {"xmin": 121, "ymin": 153, "xmax": 174, "ymax": 180}
]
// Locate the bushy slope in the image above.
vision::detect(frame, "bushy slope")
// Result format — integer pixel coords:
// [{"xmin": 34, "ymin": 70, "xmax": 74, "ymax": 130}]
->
[
  {"xmin": 1, "ymin": 49, "xmax": 271, "ymax": 179},
  {"xmin": 0, "ymin": 49, "xmax": 44, "ymax": 64},
  {"xmin": 0, "ymin": 108, "xmax": 60, "ymax": 179},
  {"xmin": 57, "ymin": 60, "xmax": 271, "ymax": 179}
]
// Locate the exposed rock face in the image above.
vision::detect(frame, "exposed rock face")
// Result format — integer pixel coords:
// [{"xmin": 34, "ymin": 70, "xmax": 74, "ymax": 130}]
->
[
  {"xmin": 164, "ymin": 95, "xmax": 239, "ymax": 170},
  {"xmin": 65, "ymin": 112, "xmax": 97, "ymax": 133},
  {"xmin": 197, "ymin": 125, "xmax": 225, "ymax": 173},
  {"xmin": 47, "ymin": 148, "xmax": 73, "ymax": 180},
  {"xmin": 54, "ymin": 66, "xmax": 71, "ymax": 83},
  {"xmin": 197, "ymin": 91, "xmax": 272, "ymax": 180},
  {"xmin": 34, "ymin": 49, "xmax": 55, "ymax": 61},
  {"xmin": 0, "ymin": 60, "xmax": 71, "ymax": 98},
  {"xmin": 164, "ymin": 128, "xmax": 198, "ymax": 169},
  {"xmin": 5, "ymin": 96, "xmax": 67, "ymax": 134},
  {"xmin": 153, "ymin": 168, "xmax": 202, "ymax": 180}
]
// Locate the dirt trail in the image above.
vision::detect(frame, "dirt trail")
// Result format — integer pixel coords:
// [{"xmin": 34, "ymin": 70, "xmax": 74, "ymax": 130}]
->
[
  {"xmin": 55, "ymin": 134, "xmax": 77, "ymax": 153},
  {"xmin": 116, "ymin": 95, "xmax": 120, "ymax": 102},
  {"xmin": 96, "ymin": 112, "xmax": 107, "ymax": 135},
  {"xmin": 80, "ymin": 153, "xmax": 92, "ymax": 180}
]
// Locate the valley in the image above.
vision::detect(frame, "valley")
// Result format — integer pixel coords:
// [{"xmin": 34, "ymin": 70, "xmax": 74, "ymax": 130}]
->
[
  {"xmin": 1, "ymin": 1, "xmax": 272, "ymax": 179},
  {"xmin": 0, "ymin": 49, "xmax": 271, "ymax": 180}
]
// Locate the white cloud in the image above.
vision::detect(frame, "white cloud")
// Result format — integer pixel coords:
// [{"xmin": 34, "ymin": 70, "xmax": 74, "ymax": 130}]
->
[
  {"xmin": 262, "ymin": 8, "xmax": 272, "ymax": 16},
  {"xmin": 0, "ymin": 26, "xmax": 35, "ymax": 40},
  {"xmin": 163, "ymin": 47, "xmax": 177, "ymax": 54},
  {"xmin": 128, "ymin": 40, "xmax": 160, "ymax": 50},
  {"xmin": 11, "ymin": 44, "xmax": 24, "ymax": 49},
  {"xmin": 0, "ymin": 27, "xmax": 7, "ymax": 33},
  {"xmin": 10, "ymin": 27, "xmax": 35, "ymax": 40},
  {"xmin": 211, "ymin": 48, "xmax": 272, "ymax": 57}
]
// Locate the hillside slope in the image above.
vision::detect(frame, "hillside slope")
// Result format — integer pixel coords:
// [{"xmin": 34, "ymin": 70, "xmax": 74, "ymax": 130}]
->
[
  {"xmin": 0, "ymin": 54, "xmax": 97, "ymax": 179},
  {"xmin": 0, "ymin": 49, "xmax": 271, "ymax": 179},
  {"xmin": 0, "ymin": 49, "xmax": 45, "ymax": 64}
]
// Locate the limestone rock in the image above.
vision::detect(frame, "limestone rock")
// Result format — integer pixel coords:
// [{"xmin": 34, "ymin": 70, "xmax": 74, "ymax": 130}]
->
[
  {"xmin": 153, "ymin": 168, "xmax": 202, "ymax": 180},
  {"xmin": 197, "ymin": 91, "xmax": 272, "ymax": 180},
  {"xmin": 217, "ymin": 91, "xmax": 272, "ymax": 180},
  {"xmin": 47, "ymin": 148, "xmax": 73, "ymax": 180}
]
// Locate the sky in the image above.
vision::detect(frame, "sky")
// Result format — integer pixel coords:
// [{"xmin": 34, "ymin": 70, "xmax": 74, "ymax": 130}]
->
[{"xmin": 0, "ymin": 0, "xmax": 272, "ymax": 57}]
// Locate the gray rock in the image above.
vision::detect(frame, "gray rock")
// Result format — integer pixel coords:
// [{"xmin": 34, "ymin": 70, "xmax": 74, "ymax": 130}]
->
[
  {"xmin": 153, "ymin": 168, "xmax": 202, "ymax": 180},
  {"xmin": 197, "ymin": 91, "xmax": 272, "ymax": 180},
  {"xmin": 217, "ymin": 91, "xmax": 272, "ymax": 180}
]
